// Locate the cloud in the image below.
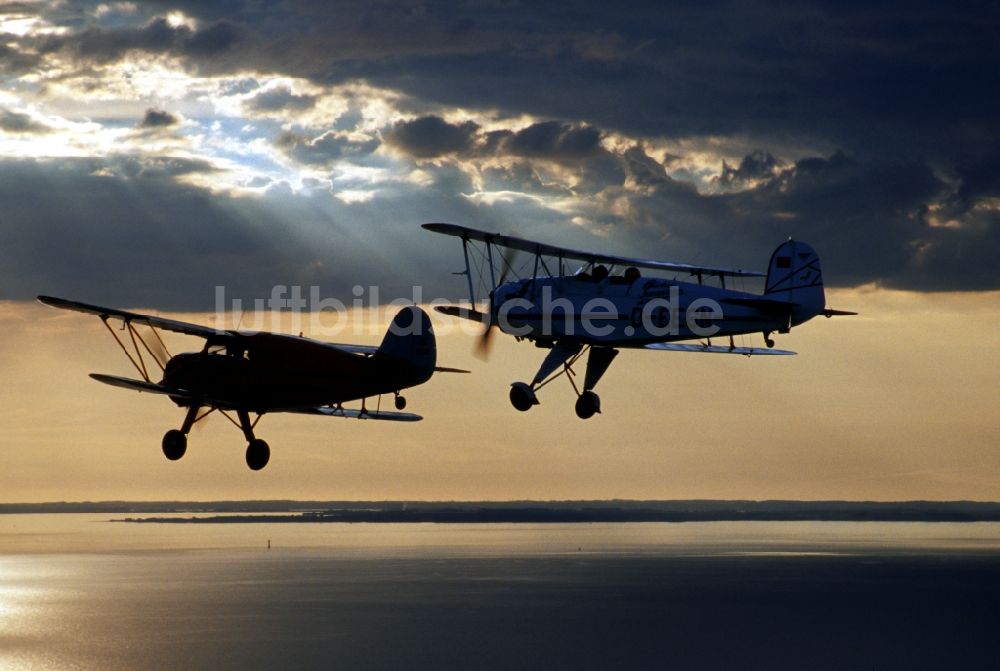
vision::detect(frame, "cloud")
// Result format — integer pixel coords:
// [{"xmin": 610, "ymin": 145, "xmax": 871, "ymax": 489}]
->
[
  {"xmin": 138, "ymin": 107, "xmax": 178, "ymax": 128},
  {"xmin": 500, "ymin": 121, "xmax": 604, "ymax": 161},
  {"xmin": 1, "ymin": 0, "xmax": 997, "ymax": 296},
  {"xmin": 277, "ymin": 130, "xmax": 380, "ymax": 166},
  {"xmin": 385, "ymin": 115, "xmax": 479, "ymax": 158},
  {"xmin": 481, "ymin": 161, "xmax": 574, "ymax": 198},
  {"xmin": 386, "ymin": 116, "xmax": 606, "ymax": 164},
  {"xmin": 247, "ymin": 86, "xmax": 317, "ymax": 113},
  {"xmin": 0, "ymin": 107, "xmax": 51, "ymax": 134},
  {"xmin": 714, "ymin": 150, "xmax": 783, "ymax": 192},
  {"xmin": 598, "ymin": 149, "xmax": 1000, "ymax": 291},
  {"xmin": 0, "ymin": 41, "xmax": 41, "ymax": 75},
  {"xmin": 39, "ymin": 16, "xmax": 242, "ymax": 63},
  {"xmin": 0, "ymin": 156, "xmax": 526, "ymax": 309}
]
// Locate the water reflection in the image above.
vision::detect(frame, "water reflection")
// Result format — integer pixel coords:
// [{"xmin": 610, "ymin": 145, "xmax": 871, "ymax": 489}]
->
[
  {"xmin": 6, "ymin": 513, "xmax": 1000, "ymax": 556},
  {"xmin": 2, "ymin": 516, "xmax": 1000, "ymax": 670}
]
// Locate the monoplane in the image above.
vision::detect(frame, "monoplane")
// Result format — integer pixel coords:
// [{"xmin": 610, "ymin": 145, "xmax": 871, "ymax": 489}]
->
[
  {"xmin": 39, "ymin": 296, "xmax": 465, "ymax": 469},
  {"xmin": 423, "ymin": 223, "xmax": 854, "ymax": 419}
]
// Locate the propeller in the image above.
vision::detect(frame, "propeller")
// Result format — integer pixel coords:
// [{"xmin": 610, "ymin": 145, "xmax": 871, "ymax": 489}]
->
[
  {"xmin": 140, "ymin": 325, "xmax": 171, "ymax": 369},
  {"xmin": 475, "ymin": 246, "xmax": 520, "ymax": 360}
]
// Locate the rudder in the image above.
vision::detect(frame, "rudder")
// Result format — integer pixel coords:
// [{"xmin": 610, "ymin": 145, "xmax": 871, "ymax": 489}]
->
[
  {"xmin": 375, "ymin": 306, "xmax": 437, "ymax": 385},
  {"xmin": 764, "ymin": 240, "xmax": 825, "ymax": 323}
]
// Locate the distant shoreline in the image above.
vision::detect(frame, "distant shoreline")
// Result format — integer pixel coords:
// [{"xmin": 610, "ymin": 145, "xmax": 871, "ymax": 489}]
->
[{"xmin": 5, "ymin": 500, "xmax": 1000, "ymax": 523}]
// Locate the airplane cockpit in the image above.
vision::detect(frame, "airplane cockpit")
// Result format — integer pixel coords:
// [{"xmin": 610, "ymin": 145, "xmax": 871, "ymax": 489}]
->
[{"xmin": 570, "ymin": 264, "xmax": 640, "ymax": 284}]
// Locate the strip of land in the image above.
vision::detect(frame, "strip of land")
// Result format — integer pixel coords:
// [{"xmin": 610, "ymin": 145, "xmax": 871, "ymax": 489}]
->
[{"xmin": 4, "ymin": 500, "xmax": 1000, "ymax": 523}]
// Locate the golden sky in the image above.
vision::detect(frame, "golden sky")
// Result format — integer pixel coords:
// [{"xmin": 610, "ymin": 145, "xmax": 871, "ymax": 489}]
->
[
  {"xmin": 1, "ymin": 288, "xmax": 996, "ymax": 502},
  {"xmin": 2, "ymin": 3, "xmax": 999, "ymax": 502}
]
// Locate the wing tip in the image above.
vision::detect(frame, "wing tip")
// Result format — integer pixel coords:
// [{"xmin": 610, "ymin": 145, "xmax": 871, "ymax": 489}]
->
[{"xmin": 37, "ymin": 294, "xmax": 68, "ymax": 308}]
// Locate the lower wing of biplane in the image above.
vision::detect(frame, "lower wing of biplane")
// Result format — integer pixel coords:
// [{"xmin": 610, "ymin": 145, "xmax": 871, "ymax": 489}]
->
[{"xmin": 39, "ymin": 295, "xmax": 457, "ymax": 470}]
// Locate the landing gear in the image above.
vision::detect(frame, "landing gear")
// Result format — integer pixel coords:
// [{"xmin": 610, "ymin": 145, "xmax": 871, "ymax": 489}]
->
[
  {"xmin": 512, "ymin": 344, "xmax": 616, "ymax": 418},
  {"xmin": 162, "ymin": 404, "xmax": 200, "ymax": 462},
  {"xmin": 394, "ymin": 393, "xmax": 407, "ymax": 410},
  {"xmin": 763, "ymin": 331, "xmax": 775, "ymax": 348},
  {"xmin": 509, "ymin": 382, "xmax": 538, "ymax": 411},
  {"xmin": 245, "ymin": 438, "xmax": 270, "ymax": 471},
  {"xmin": 161, "ymin": 405, "xmax": 272, "ymax": 469},
  {"xmin": 574, "ymin": 391, "xmax": 600, "ymax": 419},
  {"xmin": 237, "ymin": 409, "xmax": 270, "ymax": 471},
  {"xmin": 162, "ymin": 429, "xmax": 187, "ymax": 461}
]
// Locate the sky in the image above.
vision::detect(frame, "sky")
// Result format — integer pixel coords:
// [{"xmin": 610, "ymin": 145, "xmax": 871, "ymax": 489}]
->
[{"xmin": 0, "ymin": 0, "xmax": 997, "ymax": 502}]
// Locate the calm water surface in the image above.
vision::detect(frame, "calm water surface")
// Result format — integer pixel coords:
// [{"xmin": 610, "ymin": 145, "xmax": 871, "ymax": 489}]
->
[{"xmin": 2, "ymin": 515, "xmax": 999, "ymax": 670}]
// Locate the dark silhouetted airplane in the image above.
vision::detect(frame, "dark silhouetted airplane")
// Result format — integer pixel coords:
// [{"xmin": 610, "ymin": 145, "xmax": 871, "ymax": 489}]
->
[{"xmin": 39, "ymin": 296, "xmax": 466, "ymax": 470}]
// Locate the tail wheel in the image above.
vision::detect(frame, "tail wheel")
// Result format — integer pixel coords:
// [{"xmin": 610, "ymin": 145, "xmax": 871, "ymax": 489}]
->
[
  {"xmin": 246, "ymin": 439, "xmax": 270, "ymax": 471},
  {"xmin": 162, "ymin": 430, "xmax": 187, "ymax": 461},
  {"xmin": 394, "ymin": 395, "xmax": 407, "ymax": 410},
  {"xmin": 575, "ymin": 391, "xmax": 600, "ymax": 420}
]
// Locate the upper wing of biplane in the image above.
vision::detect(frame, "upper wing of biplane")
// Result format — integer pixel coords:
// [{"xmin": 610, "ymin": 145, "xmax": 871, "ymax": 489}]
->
[
  {"xmin": 422, "ymin": 222, "xmax": 764, "ymax": 279},
  {"xmin": 41, "ymin": 296, "xmax": 471, "ymax": 380},
  {"xmin": 38, "ymin": 295, "xmax": 228, "ymax": 339}
]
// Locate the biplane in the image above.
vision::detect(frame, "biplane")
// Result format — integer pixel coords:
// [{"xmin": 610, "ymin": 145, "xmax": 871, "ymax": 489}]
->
[
  {"xmin": 38, "ymin": 296, "xmax": 464, "ymax": 470},
  {"xmin": 423, "ymin": 223, "xmax": 855, "ymax": 419}
]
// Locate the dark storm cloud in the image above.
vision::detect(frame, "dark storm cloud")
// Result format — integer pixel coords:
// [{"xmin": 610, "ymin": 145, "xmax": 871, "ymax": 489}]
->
[
  {"xmin": 0, "ymin": 158, "xmax": 304, "ymax": 310},
  {"xmin": 621, "ymin": 146, "xmax": 671, "ymax": 188},
  {"xmin": 8, "ymin": 1, "xmax": 1000, "ymax": 292},
  {"xmin": 0, "ymin": 41, "xmax": 41, "ymax": 75},
  {"xmin": 138, "ymin": 108, "xmax": 178, "ymax": 128},
  {"xmin": 606, "ymin": 149, "xmax": 999, "ymax": 291},
  {"xmin": 38, "ymin": 16, "xmax": 242, "ymax": 63},
  {"xmin": 0, "ymin": 107, "xmax": 51, "ymax": 133},
  {"xmin": 0, "ymin": 157, "xmax": 534, "ymax": 309},
  {"xmin": 384, "ymin": 116, "xmax": 480, "ymax": 159},
  {"xmin": 27, "ymin": 1, "xmax": 1000, "ymax": 159},
  {"xmin": 501, "ymin": 121, "xmax": 604, "ymax": 160},
  {"xmin": 386, "ymin": 116, "xmax": 606, "ymax": 163},
  {"xmin": 247, "ymin": 87, "xmax": 317, "ymax": 113},
  {"xmin": 715, "ymin": 151, "xmax": 783, "ymax": 191},
  {"xmin": 481, "ymin": 162, "xmax": 574, "ymax": 198},
  {"xmin": 277, "ymin": 130, "xmax": 380, "ymax": 165}
]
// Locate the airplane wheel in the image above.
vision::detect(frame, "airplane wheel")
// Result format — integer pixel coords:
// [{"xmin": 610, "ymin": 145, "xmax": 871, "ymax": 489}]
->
[
  {"xmin": 394, "ymin": 395, "xmax": 407, "ymax": 410},
  {"xmin": 162, "ymin": 430, "xmax": 187, "ymax": 461},
  {"xmin": 509, "ymin": 384, "xmax": 535, "ymax": 412},
  {"xmin": 765, "ymin": 337, "xmax": 775, "ymax": 348},
  {"xmin": 575, "ymin": 391, "xmax": 600, "ymax": 420},
  {"xmin": 246, "ymin": 439, "xmax": 270, "ymax": 471}
]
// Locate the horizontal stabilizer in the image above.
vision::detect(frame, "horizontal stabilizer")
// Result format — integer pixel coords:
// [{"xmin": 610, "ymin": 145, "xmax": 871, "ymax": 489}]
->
[
  {"xmin": 644, "ymin": 343, "xmax": 796, "ymax": 356},
  {"xmin": 90, "ymin": 373, "xmax": 192, "ymax": 397},
  {"xmin": 434, "ymin": 366, "xmax": 471, "ymax": 374},
  {"xmin": 434, "ymin": 305, "xmax": 490, "ymax": 323},
  {"xmin": 289, "ymin": 406, "xmax": 423, "ymax": 421}
]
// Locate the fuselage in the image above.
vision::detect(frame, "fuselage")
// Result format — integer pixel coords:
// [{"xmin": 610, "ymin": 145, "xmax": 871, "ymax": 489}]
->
[
  {"xmin": 161, "ymin": 332, "xmax": 430, "ymax": 411},
  {"xmin": 491, "ymin": 274, "xmax": 820, "ymax": 347}
]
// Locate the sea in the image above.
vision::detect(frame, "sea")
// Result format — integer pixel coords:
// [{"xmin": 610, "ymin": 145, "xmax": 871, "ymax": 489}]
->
[{"xmin": 2, "ymin": 515, "xmax": 1000, "ymax": 670}]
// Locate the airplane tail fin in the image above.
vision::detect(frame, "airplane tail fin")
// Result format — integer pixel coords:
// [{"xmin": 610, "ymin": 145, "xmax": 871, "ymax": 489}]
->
[
  {"xmin": 375, "ymin": 306, "xmax": 437, "ymax": 386},
  {"xmin": 764, "ymin": 240, "xmax": 825, "ymax": 324}
]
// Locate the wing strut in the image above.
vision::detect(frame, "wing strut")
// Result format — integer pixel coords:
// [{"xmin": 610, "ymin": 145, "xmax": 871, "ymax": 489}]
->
[
  {"xmin": 460, "ymin": 237, "xmax": 477, "ymax": 305},
  {"xmin": 99, "ymin": 316, "xmax": 169, "ymax": 383}
]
